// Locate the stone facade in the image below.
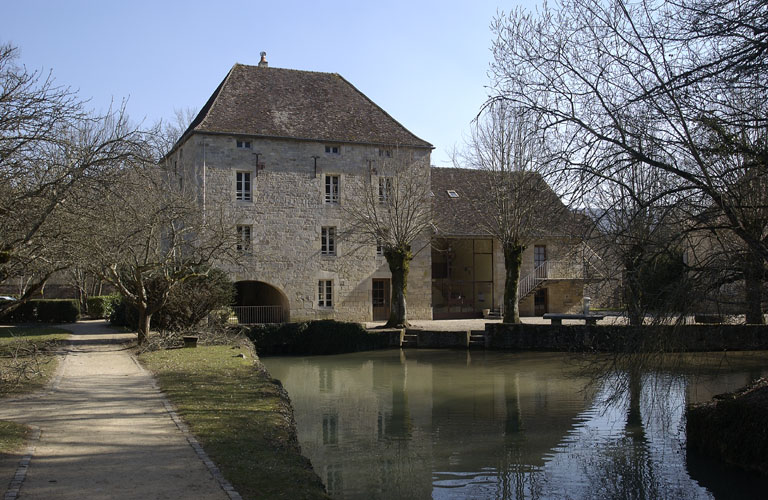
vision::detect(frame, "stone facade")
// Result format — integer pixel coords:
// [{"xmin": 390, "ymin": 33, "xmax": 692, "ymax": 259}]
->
[{"xmin": 170, "ymin": 134, "xmax": 432, "ymax": 322}]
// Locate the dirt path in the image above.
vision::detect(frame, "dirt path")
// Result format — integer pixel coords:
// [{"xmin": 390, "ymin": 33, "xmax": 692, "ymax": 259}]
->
[{"xmin": 0, "ymin": 320, "xmax": 234, "ymax": 499}]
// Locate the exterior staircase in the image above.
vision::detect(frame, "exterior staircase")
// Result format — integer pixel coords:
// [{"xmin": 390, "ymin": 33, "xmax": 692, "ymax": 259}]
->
[{"xmin": 516, "ymin": 257, "xmax": 602, "ymax": 302}]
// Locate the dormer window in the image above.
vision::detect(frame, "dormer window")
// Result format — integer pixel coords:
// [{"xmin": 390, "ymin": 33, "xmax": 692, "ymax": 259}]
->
[
  {"xmin": 447, "ymin": 190, "xmax": 459, "ymax": 198},
  {"xmin": 237, "ymin": 139, "xmax": 252, "ymax": 149},
  {"xmin": 325, "ymin": 145, "xmax": 340, "ymax": 154}
]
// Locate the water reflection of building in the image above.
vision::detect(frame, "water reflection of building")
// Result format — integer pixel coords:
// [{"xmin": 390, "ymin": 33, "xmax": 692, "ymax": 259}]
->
[
  {"xmin": 264, "ymin": 352, "xmax": 768, "ymax": 499},
  {"xmin": 265, "ymin": 351, "xmax": 592, "ymax": 498}
]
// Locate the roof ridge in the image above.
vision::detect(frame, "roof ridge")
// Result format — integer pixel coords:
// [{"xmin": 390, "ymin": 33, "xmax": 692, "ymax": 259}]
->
[{"xmin": 333, "ymin": 73, "xmax": 433, "ymax": 149}]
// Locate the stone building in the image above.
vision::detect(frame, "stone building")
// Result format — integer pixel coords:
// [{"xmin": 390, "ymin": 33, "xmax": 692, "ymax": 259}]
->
[
  {"xmin": 430, "ymin": 167, "xmax": 590, "ymax": 318},
  {"xmin": 168, "ymin": 55, "xmax": 590, "ymax": 323},
  {"xmin": 167, "ymin": 55, "xmax": 433, "ymax": 323}
]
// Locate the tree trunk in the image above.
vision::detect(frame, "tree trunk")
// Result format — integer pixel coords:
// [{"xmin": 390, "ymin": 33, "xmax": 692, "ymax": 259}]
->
[
  {"xmin": 385, "ymin": 246, "xmax": 412, "ymax": 328},
  {"xmin": 503, "ymin": 242, "xmax": 524, "ymax": 324},
  {"xmin": 623, "ymin": 252, "xmax": 644, "ymax": 326},
  {"xmin": 137, "ymin": 305, "xmax": 151, "ymax": 345},
  {"xmin": 744, "ymin": 253, "xmax": 765, "ymax": 324}
]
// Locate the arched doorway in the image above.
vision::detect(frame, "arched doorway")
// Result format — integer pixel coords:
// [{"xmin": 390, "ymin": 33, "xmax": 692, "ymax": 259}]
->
[{"xmin": 233, "ymin": 281, "xmax": 289, "ymax": 324}]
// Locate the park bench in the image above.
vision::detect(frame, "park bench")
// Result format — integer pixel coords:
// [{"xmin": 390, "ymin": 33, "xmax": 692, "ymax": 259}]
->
[{"xmin": 542, "ymin": 313, "xmax": 605, "ymax": 325}]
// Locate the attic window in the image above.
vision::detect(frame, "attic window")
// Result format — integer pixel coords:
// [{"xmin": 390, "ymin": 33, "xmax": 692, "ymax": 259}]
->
[
  {"xmin": 236, "ymin": 139, "xmax": 251, "ymax": 149},
  {"xmin": 378, "ymin": 148, "xmax": 392, "ymax": 157},
  {"xmin": 325, "ymin": 145, "xmax": 340, "ymax": 154},
  {"xmin": 447, "ymin": 190, "xmax": 459, "ymax": 198}
]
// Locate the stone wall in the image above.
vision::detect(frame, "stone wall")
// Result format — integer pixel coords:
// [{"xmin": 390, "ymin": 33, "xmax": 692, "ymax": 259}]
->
[
  {"xmin": 171, "ymin": 134, "xmax": 432, "ymax": 322},
  {"xmin": 485, "ymin": 323, "xmax": 768, "ymax": 351}
]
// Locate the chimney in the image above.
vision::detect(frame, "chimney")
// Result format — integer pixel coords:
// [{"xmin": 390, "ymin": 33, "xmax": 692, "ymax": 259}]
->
[{"xmin": 258, "ymin": 51, "xmax": 268, "ymax": 68}]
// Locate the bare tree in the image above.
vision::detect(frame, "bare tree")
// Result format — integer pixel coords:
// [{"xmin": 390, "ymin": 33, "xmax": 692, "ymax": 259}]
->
[
  {"xmin": 453, "ymin": 101, "xmax": 568, "ymax": 323},
  {"xmin": 342, "ymin": 149, "xmax": 432, "ymax": 327},
  {"xmin": 0, "ymin": 43, "xmax": 145, "ymax": 313},
  {"xmin": 68, "ymin": 159, "xmax": 241, "ymax": 343},
  {"xmin": 490, "ymin": 0, "xmax": 767, "ymax": 323}
]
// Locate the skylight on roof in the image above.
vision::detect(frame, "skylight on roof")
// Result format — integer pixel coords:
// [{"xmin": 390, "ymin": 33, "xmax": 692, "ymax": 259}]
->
[{"xmin": 447, "ymin": 190, "xmax": 459, "ymax": 198}]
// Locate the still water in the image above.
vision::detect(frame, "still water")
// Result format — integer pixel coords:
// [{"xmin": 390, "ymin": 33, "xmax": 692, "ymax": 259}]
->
[{"xmin": 263, "ymin": 350, "xmax": 768, "ymax": 499}]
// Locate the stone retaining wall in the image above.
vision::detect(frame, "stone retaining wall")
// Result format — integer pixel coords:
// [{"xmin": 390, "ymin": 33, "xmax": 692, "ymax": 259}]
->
[
  {"xmin": 485, "ymin": 323, "xmax": 768, "ymax": 351},
  {"xmin": 412, "ymin": 329, "xmax": 470, "ymax": 348}
]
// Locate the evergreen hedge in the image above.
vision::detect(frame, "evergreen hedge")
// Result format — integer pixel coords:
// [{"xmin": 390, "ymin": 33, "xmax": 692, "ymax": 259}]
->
[
  {"xmin": 0, "ymin": 299, "xmax": 80, "ymax": 323},
  {"xmin": 87, "ymin": 295, "xmax": 120, "ymax": 319},
  {"xmin": 247, "ymin": 320, "xmax": 390, "ymax": 356}
]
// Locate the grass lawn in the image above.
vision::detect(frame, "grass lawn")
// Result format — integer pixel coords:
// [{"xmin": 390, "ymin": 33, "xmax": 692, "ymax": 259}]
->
[
  {"xmin": 140, "ymin": 345, "xmax": 330, "ymax": 500},
  {"xmin": 0, "ymin": 326, "xmax": 70, "ymax": 396},
  {"xmin": 0, "ymin": 420, "xmax": 30, "ymax": 455}
]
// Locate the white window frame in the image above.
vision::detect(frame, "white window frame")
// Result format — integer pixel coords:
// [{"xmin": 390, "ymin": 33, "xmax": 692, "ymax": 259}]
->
[
  {"xmin": 325, "ymin": 174, "xmax": 340, "ymax": 204},
  {"xmin": 325, "ymin": 145, "xmax": 340, "ymax": 154},
  {"xmin": 236, "ymin": 139, "xmax": 252, "ymax": 149},
  {"xmin": 236, "ymin": 171, "xmax": 252, "ymax": 201},
  {"xmin": 376, "ymin": 239, "xmax": 384, "ymax": 257},
  {"xmin": 318, "ymin": 280, "xmax": 333, "ymax": 308},
  {"xmin": 236, "ymin": 225, "xmax": 252, "ymax": 252},
  {"xmin": 321, "ymin": 226, "xmax": 336, "ymax": 256},
  {"xmin": 378, "ymin": 177, "xmax": 393, "ymax": 203}
]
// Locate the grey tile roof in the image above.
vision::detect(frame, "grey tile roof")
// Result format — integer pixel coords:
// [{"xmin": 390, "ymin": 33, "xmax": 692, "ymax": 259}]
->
[
  {"xmin": 181, "ymin": 64, "xmax": 432, "ymax": 148},
  {"xmin": 431, "ymin": 167, "xmax": 574, "ymax": 238}
]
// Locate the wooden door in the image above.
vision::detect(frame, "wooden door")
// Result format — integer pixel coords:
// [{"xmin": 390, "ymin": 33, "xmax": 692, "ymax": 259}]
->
[
  {"xmin": 372, "ymin": 279, "xmax": 391, "ymax": 321},
  {"xmin": 534, "ymin": 288, "xmax": 548, "ymax": 316}
]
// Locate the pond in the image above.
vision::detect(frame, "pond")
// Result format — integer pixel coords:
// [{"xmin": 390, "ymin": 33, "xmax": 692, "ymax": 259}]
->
[{"xmin": 263, "ymin": 350, "xmax": 768, "ymax": 499}]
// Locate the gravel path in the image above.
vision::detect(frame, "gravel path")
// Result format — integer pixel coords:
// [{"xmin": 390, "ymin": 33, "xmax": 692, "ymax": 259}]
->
[{"xmin": 0, "ymin": 320, "xmax": 232, "ymax": 500}]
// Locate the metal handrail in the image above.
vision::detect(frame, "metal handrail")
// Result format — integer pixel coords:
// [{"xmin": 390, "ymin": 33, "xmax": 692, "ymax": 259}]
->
[
  {"xmin": 229, "ymin": 305, "xmax": 285, "ymax": 325},
  {"xmin": 517, "ymin": 260, "xmax": 585, "ymax": 300}
]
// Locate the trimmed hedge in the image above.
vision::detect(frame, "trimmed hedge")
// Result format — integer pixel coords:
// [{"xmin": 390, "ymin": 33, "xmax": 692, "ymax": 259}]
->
[
  {"xmin": 0, "ymin": 299, "xmax": 80, "ymax": 323},
  {"xmin": 109, "ymin": 296, "xmax": 139, "ymax": 329},
  {"xmin": 87, "ymin": 295, "xmax": 120, "ymax": 319},
  {"xmin": 247, "ymin": 320, "xmax": 391, "ymax": 356}
]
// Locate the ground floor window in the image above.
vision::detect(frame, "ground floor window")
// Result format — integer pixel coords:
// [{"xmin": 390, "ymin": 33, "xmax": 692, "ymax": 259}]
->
[
  {"xmin": 431, "ymin": 238, "xmax": 494, "ymax": 319},
  {"xmin": 318, "ymin": 280, "xmax": 333, "ymax": 308}
]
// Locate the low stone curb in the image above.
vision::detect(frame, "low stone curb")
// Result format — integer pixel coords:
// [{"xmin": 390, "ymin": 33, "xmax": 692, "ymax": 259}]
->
[
  {"xmin": 3, "ymin": 426, "xmax": 40, "ymax": 500},
  {"xmin": 130, "ymin": 354, "xmax": 243, "ymax": 500}
]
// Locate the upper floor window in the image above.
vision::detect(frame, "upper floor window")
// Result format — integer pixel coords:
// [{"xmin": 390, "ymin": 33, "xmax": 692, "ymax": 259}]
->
[
  {"xmin": 236, "ymin": 171, "xmax": 252, "ymax": 201},
  {"xmin": 321, "ymin": 226, "xmax": 336, "ymax": 256},
  {"xmin": 378, "ymin": 177, "xmax": 393, "ymax": 203},
  {"xmin": 378, "ymin": 148, "xmax": 392, "ymax": 158},
  {"xmin": 236, "ymin": 139, "xmax": 251, "ymax": 149},
  {"xmin": 376, "ymin": 239, "xmax": 384, "ymax": 256},
  {"xmin": 325, "ymin": 145, "xmax": 340, "ymax": 154},
  {"xmin": 325, "ymin": 175, "xmax": 340, "ymax": 204},
  {"xmin": 236, "ymin": 225, "xmax": 252, "ymax": 251}
]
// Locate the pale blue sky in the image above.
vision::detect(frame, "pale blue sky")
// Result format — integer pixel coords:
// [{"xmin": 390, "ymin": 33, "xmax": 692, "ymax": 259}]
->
[{"xmin": 3, "ymin": 0, "xmax": 533, "ymax": 166}]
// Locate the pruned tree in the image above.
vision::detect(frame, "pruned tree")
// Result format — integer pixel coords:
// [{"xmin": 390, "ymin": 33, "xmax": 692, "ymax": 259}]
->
[
  {"xmin": 68, "ymin": 160, "xmax": 242, "ymax": 344},
  {"xmin": 342, "ymin": 149, "xmax": 432, "ymax": 327},
  {"xmin": 453, "ymin": 101, "xmax": 568, "ymax": 323},
  {"xmin": 489, "ymin": 0, "xmax": 768, "ymax": 323},
  {"xmin": 0, "ymin": 43, "xmax": 145, "ymax": 314}
]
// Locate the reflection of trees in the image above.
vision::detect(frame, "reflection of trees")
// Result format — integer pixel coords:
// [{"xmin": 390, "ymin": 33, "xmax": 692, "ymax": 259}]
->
[{"xmin": 264, "ymin": 352, "xmax": 768, "ymax": 499}]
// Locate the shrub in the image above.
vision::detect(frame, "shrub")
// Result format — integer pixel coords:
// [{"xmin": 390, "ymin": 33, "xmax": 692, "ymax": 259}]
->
[
  {"xmin": 247, "ymin": 320, "xmax": 390, "ymax": 356},
  {"xmin": 87, "ymin": 295, "xmax": 120, "ymax": 319},
  {"xmin": 153, "ymin": 269, "xmax": 234, "ymax": 331},
  {"xmin": 0, "ymin": 299, "xmax": 79, "ymax": 323},
  {"xmin": 109, "ymin": 296, "xmax": 139, "ymax": 329},
  {"xmin": 0, "ymin": 301, "xmax": 36, "ymax": 323},
  {"xmin": 109, "ymin": 268, "xmax": 234, "ymax": 332},
  {"xmin": 35, "ymin": 300, "xmax": 80, "ymax": 323}
]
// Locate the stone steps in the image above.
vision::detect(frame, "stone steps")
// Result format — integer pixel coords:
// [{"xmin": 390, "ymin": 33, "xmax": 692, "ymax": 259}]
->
[
  {"xmin": 401, "ymin": 333, "xmax": 418, "ymax": 348},
  {"xmin": 469, "ymin": 330, "xmax": 486, "ymax": 349}
]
